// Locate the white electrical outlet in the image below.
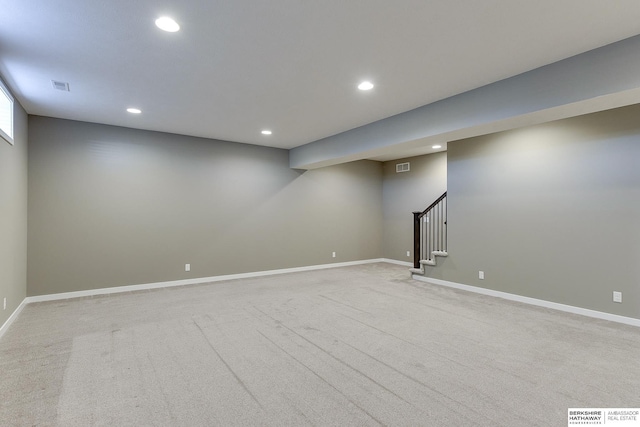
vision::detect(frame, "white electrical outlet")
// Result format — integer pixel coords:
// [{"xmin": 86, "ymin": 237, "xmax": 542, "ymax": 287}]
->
[
  {"xmin": 332, "ymin": 252, "xmax": 336, "ymax": 258},
  {"xmin": 407, "ymin": 251, "xmax": 411, "ymax": 257},
  {"xmin": 613, "ymin": 291, "xmax": 622, "ymax": 303},
  {"xmin": 185, "ymin": 264, "xmax": 191, "ymax": 272},
  {"xmin": 479, "ymin": 271, "xmax": 485, "ymax": 280}
]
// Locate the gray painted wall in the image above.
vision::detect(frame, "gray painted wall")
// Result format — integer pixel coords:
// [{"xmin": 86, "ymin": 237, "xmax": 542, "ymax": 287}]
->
[
  {"xmin": 0, "ymin": 95, "xmax": 28, "ymax": 326},
  {"xmin": 17, "ymin": 104, "xmax": 640, "ymax": 322},
  {"xmin": 429, "ymin": 105, "xmax": 640, "ymax": 319},
  {"xmin": 27, "ymin": 117, "xmax": 383, "ymax": 296},
  {"xmin": 382, "ymin": 153, "xmax": 447, "ymax": 262}
]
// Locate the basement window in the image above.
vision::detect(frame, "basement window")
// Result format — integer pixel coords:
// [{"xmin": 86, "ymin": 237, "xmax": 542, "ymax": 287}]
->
[{"xmin": 0, "ymin": 78, "xmax": 14, "ymax": 145}]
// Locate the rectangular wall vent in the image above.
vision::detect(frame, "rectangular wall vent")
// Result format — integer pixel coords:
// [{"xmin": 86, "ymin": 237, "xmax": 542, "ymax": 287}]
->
[
  {"xmin": 396, "ymin": 162, "xmax": 410, "ymax": 173},
  {"xmin": 51, "ymin": 80, "xmax": 70, "ymax": 91}
]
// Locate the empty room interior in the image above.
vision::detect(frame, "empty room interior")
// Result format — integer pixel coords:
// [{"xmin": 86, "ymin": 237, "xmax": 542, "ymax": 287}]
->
[{"xmin": 2, "ymin": 2, "xmax": 640, "ymax": 426}]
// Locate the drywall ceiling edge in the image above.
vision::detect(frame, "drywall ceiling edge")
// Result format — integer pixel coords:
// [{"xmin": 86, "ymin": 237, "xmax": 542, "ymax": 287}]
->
[{"xmin": 290, "ymin": 34, "xmax": 640, "ymax": 170}]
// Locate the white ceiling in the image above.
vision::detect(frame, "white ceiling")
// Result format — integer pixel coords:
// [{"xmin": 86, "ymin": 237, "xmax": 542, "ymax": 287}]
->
[{"xmin": 2, "ymin": 1, "xmax": 640, "ymax": 153}]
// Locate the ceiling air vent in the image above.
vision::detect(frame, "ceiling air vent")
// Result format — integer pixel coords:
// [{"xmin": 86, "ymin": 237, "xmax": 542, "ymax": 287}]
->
[
  {"xmin": 51, "ymin": 80, "xmax": 70, "ymax": 91},
  {"xmin": 396, "ymin": 162, "xmax": 410, "ymax": 173}
]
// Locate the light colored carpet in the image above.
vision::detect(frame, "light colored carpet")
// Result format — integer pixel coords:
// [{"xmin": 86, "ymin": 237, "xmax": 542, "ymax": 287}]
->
[{"xmin": 1, "ymin": 263, "xmax": 639, "ymax": 426}]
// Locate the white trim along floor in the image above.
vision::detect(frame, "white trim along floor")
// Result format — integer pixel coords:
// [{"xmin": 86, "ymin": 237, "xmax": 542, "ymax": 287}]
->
[{"xmin": 2, "ymin": 259, "xmax": 638, "ymax": 341}]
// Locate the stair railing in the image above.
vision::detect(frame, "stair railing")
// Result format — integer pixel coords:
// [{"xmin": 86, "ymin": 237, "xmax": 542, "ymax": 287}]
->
[{"xmin": 413, "ymin": 192, "xmax": 447, "ymax": 268}]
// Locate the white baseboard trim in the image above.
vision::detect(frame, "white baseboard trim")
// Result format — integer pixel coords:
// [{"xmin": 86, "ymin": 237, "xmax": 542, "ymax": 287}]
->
[
  {"xmin": 381, "ymin": 258, "xmax": 413, "ymax": 267},
  {"xmin": 26, "ymin": 259, "xmax": 389, "ymax": 304},
  {"xmin": 412, "ymin": 275, "xmax": 640, "ymax": 328},
  {"xmin": 0, "ymin": 298, "xmax": 28, "ymax": 339}
]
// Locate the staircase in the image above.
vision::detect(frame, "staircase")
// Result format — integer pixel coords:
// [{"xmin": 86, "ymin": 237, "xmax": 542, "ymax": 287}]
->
[{"xmin": 410, "ymin": 192, "xmax": 447, "ymax": 274}]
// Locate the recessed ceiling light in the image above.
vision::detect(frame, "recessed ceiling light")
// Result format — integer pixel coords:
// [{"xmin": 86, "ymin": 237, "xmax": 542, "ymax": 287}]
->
[
  {"xmin": 432, "ymin": 145, "xmax": 442, "ymax": 149},
  {"xmin": 358, "ymin": 81, "xmax": 374, "ymax": 91},
  {"xmin": 261, "ymin": 130, "xmax": 272, "ymax": 135},
  {"xmin": 127, "ymin": 108, "xmax": 142, "ymax": 114},
  {"xmin": 155, "ymin": 16, "xmax": 180, "ymax": 32}
]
